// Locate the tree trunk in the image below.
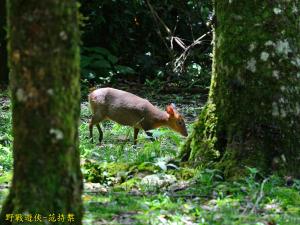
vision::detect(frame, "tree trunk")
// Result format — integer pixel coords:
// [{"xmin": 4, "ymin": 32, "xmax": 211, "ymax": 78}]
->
[
  {"xmin": 180, "ymin": 1, "xmax": 300, "ymax": 178},
  {"xmin": 0, "ymin": 0, "xmax": 83, "ymax": 224},
  {"xmin": 0, "ymin": 0, "xmax": 9, "ymax": 89}
]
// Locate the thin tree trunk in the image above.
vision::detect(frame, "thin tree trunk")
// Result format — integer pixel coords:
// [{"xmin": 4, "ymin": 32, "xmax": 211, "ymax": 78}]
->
[{"xmin": 0, "ymin": 0, "xmax": 83, "ymax": 224}]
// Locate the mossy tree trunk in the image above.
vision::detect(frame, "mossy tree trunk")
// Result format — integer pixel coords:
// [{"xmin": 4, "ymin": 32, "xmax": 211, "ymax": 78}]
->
[
  {"xmin": 181, "ymin": 1, "xmax": 300, "ymax": 178},
  {"xmin": 0, "ymin": 0, "xmax": 83, "ymax": 224},
  {"xmin": 0, "ymin": 0, "xmax": 8, "ymax": 88}
]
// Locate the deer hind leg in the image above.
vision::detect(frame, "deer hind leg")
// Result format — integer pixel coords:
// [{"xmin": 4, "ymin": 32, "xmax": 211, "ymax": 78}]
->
[
  {"xmin": 89, "ymin": 114, "xmax": 103, "ymax": 143},
  {"xmin": 96, "ymin": 124, "xmax": 103, "ymax": 143},
  {"xmin": 134, "ymin": 128, "xmax": 140, "ymax": 145}
]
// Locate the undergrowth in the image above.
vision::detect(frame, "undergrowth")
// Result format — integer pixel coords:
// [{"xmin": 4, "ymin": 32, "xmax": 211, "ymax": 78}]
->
[{"xmin": 0, "ymin": 93, "xmax": 299, "ymax": 225}]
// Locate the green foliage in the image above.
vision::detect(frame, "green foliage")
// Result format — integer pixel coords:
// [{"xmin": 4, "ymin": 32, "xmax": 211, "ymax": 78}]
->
[
  {"xmin": 1, "ymin": 93, "xmax": 299, "ymax": 225},
  {"xmin": 79, "ymin": 0, "xmax": 213, "ymax": 88},
  {"xmin": 271, "ymin": 187, "xmax": 300, "ymax": 208},
  {"xmin": 186, "ymin": 62, "xmax": 211, "ymax": 89},
  {"xmin": 83, "ymin": 161, "xmax": 130, "ymax": 185},
  {"xmin": 194, "ymin": 168, "xmax": 223, "ymax": 186},
  {"xmin": 169, "ymin": 167, "xmax": 196, "ymax": 180},
  {"xmin": 135, "ymin": 162, "xmax": 161, "ymax": 173},
  {"xmin": 0, "ymin": 94, "xmax": 12, "ymax": 173},
  {"xmin": 0, "ymin": 144, "xmax": 12, "ymax": 172},
  {"xmin": 81, "ymin": 170, "xmax": 300, "ymax": 225},
  {"xmin": 80, "ymin": 47, "xmax": 135, "ymax": 86}
]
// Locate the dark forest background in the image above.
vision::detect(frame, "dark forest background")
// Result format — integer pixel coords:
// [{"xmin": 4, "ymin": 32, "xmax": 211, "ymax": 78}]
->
[{"xmin": 78, "ymin": 0, "xmax": 213, "ymax": 95}]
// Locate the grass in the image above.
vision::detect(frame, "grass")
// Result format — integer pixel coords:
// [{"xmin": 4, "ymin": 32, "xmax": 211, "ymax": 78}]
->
[
  {"xmin": 80, "ymin": 173, "xmax": 300, "ymax": 225},
  {"xmin": 0, "ymin": 91, "xmax": 12, "ymax": 173},
  {"xmin": 1, "ymin": 92, "xmax": 300, "ymax": 224},
  {"xmin": 79, "ymin": 101, "xmax": 185, "ymax": 164}
]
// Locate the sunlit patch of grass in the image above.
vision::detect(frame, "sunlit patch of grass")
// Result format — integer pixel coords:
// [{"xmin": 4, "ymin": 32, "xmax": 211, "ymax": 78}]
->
[
  {"xmin": 79, "ymin": 112, "xmax": 188, "ymax": 164},
  {"xmin": 83, "ymin": 193, "xmax": 201, "ymax": 225},
  {"xmin": 82, "ymin": 193, "xmax": 143, "ymax": 224}
]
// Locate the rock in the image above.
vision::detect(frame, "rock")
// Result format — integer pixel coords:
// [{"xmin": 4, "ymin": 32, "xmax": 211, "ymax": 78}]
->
[
  {"xmin": 141, "ymin": 174, "xmax": 176, "ymax": 188},
  {"xmin": 264, "ymin": 202, "xmax": 282, "ymax": 213},
  {"xmin": 84, "ymin": 182, "xmax": 108, "ymax": 193},
  {"xmin": 168, "ymin": 180, "xmax": 190, "ymax": 192}
]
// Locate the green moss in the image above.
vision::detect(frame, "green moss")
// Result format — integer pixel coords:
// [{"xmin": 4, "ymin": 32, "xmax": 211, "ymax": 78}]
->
[
  {"xmin": 136, "ymin": 162, "xmax": 160, "ymax": 173},
  {"xmin": 116, "ymin": 177, "xmax": 141, "ymax": 191},
  {"xmin": 168, "ymin": 167, "xmax": 196, "ymax": 180},
  {"xmin": 83, "ymin": 161, "xmax": 130, "ymax": 183},
  {"xmin": 180, "ymin": 103, "xmax": 220, "ymax": 166},
  {"xmin": 181, "ymin": 1, "xmax": 300, "ymax": 178},
  {"xmin": 104, "ymin": 162, "xmax": 130, "ymax": 175}
]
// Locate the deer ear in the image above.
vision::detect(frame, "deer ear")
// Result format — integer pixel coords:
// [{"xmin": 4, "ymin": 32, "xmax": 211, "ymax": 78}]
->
[{"xmin": 166, "ymin": 104, "xmax": 174, "ymax": 115}]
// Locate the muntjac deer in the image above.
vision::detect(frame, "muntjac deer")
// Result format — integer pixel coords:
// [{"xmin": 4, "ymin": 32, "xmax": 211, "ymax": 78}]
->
[{"xmin": 88, "ymin": 88, "xmax": 188, "ymax": 144}]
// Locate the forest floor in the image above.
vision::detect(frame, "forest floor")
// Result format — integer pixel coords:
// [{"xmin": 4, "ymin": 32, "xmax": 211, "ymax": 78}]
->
[{"xmin": 0, "ymin": 91, "xmax": 300, "ymax": 225}]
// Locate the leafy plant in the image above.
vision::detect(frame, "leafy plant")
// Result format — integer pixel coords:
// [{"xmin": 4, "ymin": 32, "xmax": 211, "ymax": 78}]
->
[
  {"xmin": 0, "ymin": 97, "xmax": 12, "ymax": 173},
  {"xmin": 79, "ymin": 0, "xmax": 213, "ymax": 88},
  {"xmin": 194, "ymin": 168, "xmax": 223, "ymax": 186},
  {"xmin": 80, "ymin": 47, "xmax": 135, "ymax": 85}
]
